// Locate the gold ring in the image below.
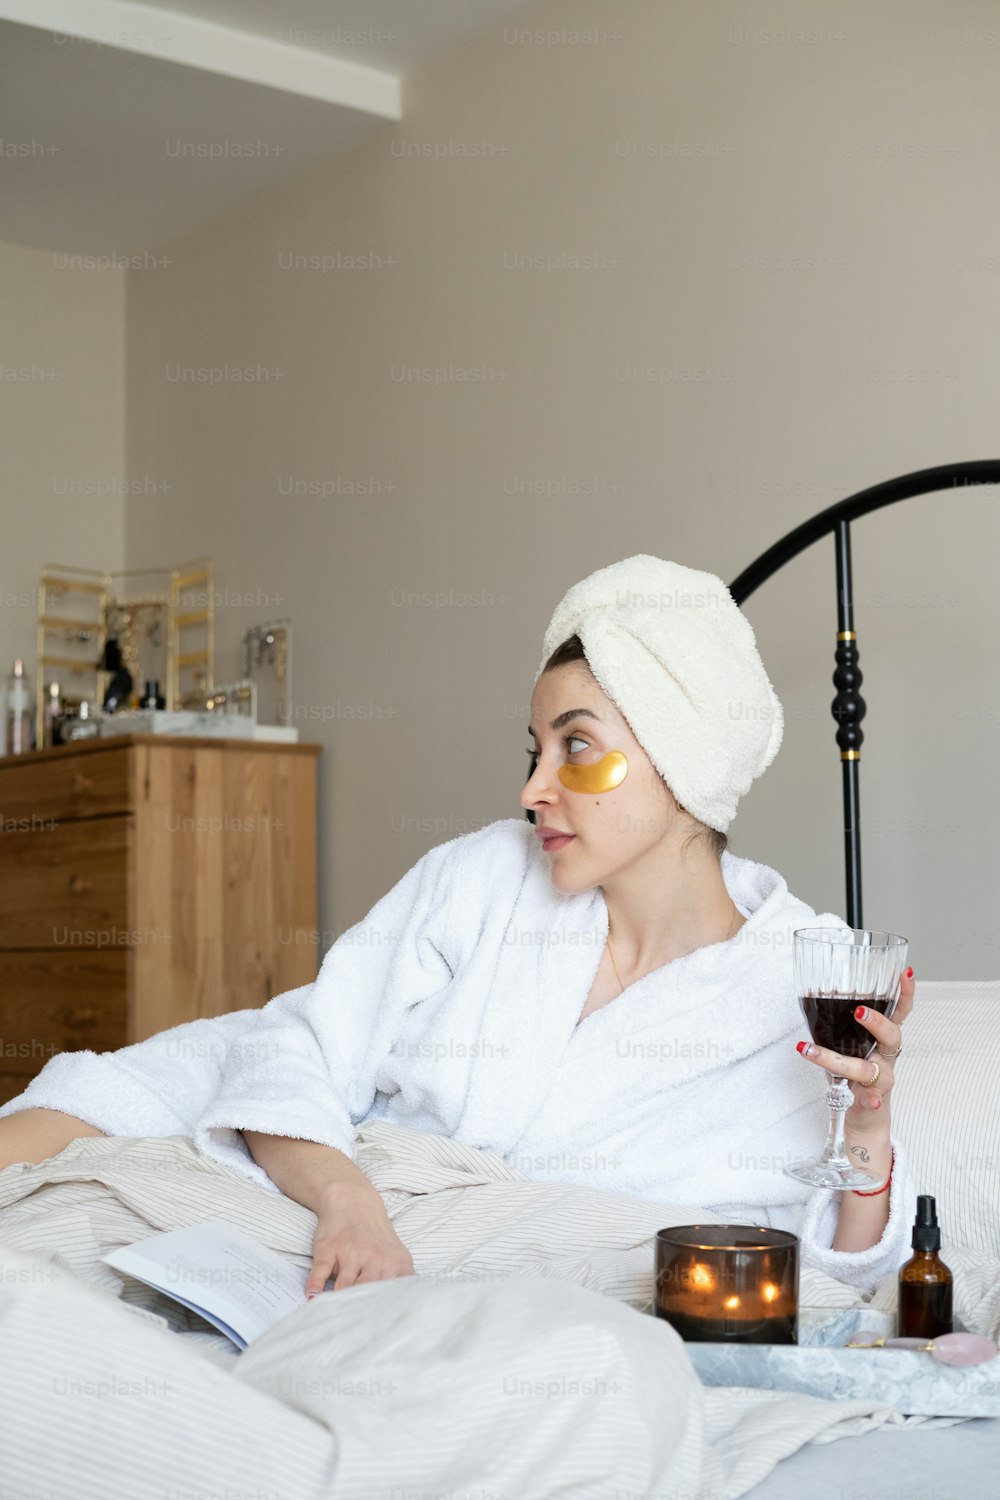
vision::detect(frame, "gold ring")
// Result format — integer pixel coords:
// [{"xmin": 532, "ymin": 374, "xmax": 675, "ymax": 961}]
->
[
  {"xmin": 877, "ymin": 1043, "xmax": 902, "ymax": 1060},
  {"xmin": 860, "ymin": 1060, "xmax": 881, "ymax": 1088}
]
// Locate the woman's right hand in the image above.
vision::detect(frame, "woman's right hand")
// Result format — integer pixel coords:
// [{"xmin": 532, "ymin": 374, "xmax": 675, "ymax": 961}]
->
[{"xmin": 306, "ymin": 1181, "xmax": 414, "ymax": 1297}]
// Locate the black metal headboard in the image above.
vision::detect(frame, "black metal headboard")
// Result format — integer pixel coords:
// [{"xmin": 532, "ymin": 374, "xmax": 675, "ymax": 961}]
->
[{"xmin": 729, "ymin": 460, "xmax": 1000, "ymax": 927}]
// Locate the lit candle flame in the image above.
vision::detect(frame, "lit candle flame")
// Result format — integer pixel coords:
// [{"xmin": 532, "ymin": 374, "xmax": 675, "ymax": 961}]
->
[
  {"xmin": 761, "ymin": 1282, "xmax": 780, "ymax": 1304},
  {"xmin": 723, "ymin": 1295, "xmax": 741, "ymax": 1311},
  {"xmin": 690, "ymin": 1262, "xmax": 715, "ymax": 1291}
]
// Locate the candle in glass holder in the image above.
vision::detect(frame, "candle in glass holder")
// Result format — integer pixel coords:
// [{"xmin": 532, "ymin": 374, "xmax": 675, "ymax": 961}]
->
[{"xmin": 655, "ymin": 1225, "xmax": 798, "ymax": 1344}]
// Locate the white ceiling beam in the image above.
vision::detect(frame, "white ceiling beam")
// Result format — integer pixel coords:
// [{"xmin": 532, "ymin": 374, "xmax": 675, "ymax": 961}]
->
[{"xmin": 0, "ymin": 0, "xmax": 402, "ymax": 117}]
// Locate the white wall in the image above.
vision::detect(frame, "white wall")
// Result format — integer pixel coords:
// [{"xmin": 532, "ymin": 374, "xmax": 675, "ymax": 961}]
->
[
  {"xmin": 122, "ymin": 0, "xmax": 1000, "ymax": 976},
  {"xmin": 0, "ymin": 239, "xmax": 126, "ymax": 709}
]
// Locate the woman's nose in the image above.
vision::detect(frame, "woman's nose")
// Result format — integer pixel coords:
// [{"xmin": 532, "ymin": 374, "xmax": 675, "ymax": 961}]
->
[{"xmin": 520, "ymin": 756, "xmax": 551, "ymax": 809}]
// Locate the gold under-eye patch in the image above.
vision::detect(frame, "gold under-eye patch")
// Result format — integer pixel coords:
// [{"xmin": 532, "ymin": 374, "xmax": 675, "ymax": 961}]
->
[{"xmin": 557, "ymin": 750, "xmax": 629, "ymax": 794}]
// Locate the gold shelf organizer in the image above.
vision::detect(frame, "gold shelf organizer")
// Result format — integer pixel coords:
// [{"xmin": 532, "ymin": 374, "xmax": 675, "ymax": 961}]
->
[
  {"xmin": 35, "ymin": 558, "xmax": 214, "ymax": 742},
  {"xmin": 36, "ymin": 567, "xmax": 109, "ymax": 740},
  {"xmin": 168, "ymin": 559, "xmax": 215, "ymax": 711}
]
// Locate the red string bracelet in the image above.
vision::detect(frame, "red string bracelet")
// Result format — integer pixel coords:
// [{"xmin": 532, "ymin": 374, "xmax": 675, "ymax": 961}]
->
[{"xmin": 852, "ymin": 1148, "xmax": 894, "ymax": 1197}]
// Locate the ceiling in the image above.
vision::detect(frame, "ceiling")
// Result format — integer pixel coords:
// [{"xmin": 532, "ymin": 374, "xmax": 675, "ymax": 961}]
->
[
  {"xmin": 121, "ymin": 0, "xmax": 532, "ymax": 73},
  {"xmin": 0, "ymin": 0, "xmax": 534, "ymax": 256}
]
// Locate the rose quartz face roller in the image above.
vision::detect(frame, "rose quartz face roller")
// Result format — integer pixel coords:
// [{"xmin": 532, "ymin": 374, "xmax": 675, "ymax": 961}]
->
[{"xmin": 845, "ymin": 1331, "xmax": 999, "ymax": 1366}]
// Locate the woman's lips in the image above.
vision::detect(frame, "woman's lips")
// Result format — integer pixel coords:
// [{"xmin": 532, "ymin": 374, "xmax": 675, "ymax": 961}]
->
[{"xmin": 541, "ymin": 834, "xmax": 575, "ymax": 851}]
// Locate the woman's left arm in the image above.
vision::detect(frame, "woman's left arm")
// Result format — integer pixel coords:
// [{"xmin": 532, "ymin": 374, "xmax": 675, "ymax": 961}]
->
[{"xmin": 796, "ymin": 966, "xmax": 915, "ymax": 1253}]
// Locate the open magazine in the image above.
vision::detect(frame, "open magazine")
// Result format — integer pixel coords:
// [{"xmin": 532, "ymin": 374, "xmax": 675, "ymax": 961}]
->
[{"xmin": 103, "ymin": 1221, "xmax": 310, "ymax": 1349}]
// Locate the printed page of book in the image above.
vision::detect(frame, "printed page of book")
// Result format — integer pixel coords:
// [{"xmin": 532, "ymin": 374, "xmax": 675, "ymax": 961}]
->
[{"xmin": 103, "ymin": 1220, "xmax": 309, "ymax": 1349}]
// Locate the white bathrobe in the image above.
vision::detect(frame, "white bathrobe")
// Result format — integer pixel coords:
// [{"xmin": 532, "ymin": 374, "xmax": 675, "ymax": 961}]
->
[{"xmin": 0, "ymin": 817, "xmax": 915, "ymax": 1289}]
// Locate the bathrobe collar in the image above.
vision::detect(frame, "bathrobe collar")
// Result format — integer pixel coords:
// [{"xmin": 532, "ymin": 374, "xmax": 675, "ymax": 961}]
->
[{"xmin": 455, "ymin": 826, "xmax": 844, "ymax": 1152}]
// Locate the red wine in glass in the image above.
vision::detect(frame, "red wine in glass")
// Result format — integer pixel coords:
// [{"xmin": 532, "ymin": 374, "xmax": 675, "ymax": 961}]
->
[
  {"xmin": 800, "ymin": 993, "xmax": 894, "ymax": 1058},
  {"xmin": 784, "ymin": 929, "xmax": 907, "ymax": 1191}
]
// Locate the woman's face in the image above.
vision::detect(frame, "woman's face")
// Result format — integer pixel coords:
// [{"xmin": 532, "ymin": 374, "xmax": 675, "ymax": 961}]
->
[{"xmin": 520, "ymin": 661, "xmax": 680, "ymax": 892}]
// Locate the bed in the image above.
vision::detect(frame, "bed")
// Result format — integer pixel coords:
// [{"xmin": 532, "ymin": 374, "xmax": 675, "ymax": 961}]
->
[
  {"xmin": 733, "ymin": 460, "xmax": 1000, "ymax": 1493},
  {"xmin": 3, "ymin": 464, "xmax": 1000, "ymax": 1497}
]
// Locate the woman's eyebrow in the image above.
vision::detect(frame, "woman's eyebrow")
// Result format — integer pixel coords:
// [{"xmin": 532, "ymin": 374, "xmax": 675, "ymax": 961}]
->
[{"xmin": 527, "ymin": 708, "xmax": 603, "ymax": 738}]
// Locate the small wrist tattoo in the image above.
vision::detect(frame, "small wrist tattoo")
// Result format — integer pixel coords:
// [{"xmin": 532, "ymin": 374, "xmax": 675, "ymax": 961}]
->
[{"xmin": 849, "ymin": 1144, "xmax": 871, "ymax": 1162}]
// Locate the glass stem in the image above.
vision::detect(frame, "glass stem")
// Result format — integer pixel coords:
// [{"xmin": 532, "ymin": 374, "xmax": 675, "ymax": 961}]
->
[{"xmin": 821, "ymin": 1074, "xmax": 854, "ymax": 1170}]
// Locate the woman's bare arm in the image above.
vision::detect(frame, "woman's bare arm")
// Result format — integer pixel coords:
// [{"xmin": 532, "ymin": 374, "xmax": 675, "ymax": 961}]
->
[
  {"xmin": 0, "ymin": 1108, "xmax": 105, "ymax": 1173},
  {"xmin": 241, "ymin": 1131, "xmax": 379, "ymax": 1213},
  {"xmin": 241, "ymin": 1131, "xmax": 414, "ymax": 1295}
]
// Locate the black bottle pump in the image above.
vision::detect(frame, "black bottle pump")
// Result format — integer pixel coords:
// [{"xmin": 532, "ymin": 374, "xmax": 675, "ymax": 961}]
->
[
  {"xmin": 912, "ymin": 1195, "xmax": 942, "ymax": 1250},
  {"xmin": 898, "ymin": 1194, "xmax": 953, "ymax": 1338}
]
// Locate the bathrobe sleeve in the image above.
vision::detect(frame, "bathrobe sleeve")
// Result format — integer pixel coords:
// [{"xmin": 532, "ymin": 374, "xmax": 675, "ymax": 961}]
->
[
  {"xmin": 796, "ymin": 1133, "xmax": 917, "ymax": 1289},
  {"xmin": 191, "ymin": 834, "xmax": 461, "ymax": 1190},
  {"xmin": 0, "ymin": 833, "xmax": 464, "ymax": 1180},
  {"xmin": 758, "ymin": 1135, "xmax": 917, "ymax": 1293},
  {"xmin": 0, "ymin": 1006, "xmax": 263, "ymax": 1137}
]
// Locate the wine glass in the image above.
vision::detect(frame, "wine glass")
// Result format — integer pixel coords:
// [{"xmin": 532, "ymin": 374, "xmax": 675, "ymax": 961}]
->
[{"xmin": 783, "ymin": 928, "xmax": 908, "ymax": 1191}]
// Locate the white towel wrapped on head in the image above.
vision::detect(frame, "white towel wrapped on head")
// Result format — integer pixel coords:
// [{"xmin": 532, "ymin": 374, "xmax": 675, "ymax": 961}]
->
[{"xmin": 535, "ymin": 553, "xmax": 785, "ymax": 832}]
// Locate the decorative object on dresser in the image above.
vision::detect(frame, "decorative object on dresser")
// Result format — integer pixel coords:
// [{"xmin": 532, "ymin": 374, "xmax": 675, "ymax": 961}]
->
[
  {"xmin": 242, "ymin": 619, "xmax": 292, "ymax": 728},
  {"xmin": 35, "ymin": 558, "xmax": 215, "ymax": 745},
  {"xmin": 0, "ymin": 733, "xmax": 320, "ymax": 1105}
]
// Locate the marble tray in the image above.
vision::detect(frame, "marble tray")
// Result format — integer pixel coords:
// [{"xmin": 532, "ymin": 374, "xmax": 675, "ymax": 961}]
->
[
  {"xmin": 684, "ymin": 1307, "xmax": 1000, "ymax": 1418},
  {"xmin": 98, "ymin": 712, "xmax": 299, "ymax": 743},
  {"xmin": 99, "ymin": 711, "xmax": 256, "ymax": 739}
]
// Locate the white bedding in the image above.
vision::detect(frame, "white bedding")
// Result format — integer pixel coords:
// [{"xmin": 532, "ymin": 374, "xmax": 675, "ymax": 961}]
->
[{"xmin": 1, "ymin": 1122, "xmax": 996, "ymax": 1500}]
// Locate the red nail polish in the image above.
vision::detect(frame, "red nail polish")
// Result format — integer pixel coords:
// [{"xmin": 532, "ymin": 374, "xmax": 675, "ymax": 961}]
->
[
  {"xmin": 796, "ymin": 1040, "xmax": 808, "ymax": 1054},
  {"xmin": 855, "ymin": 1005, "xmax": 866, "ymax": 1020},
  {"xmin": 906, "ymin": 967, "xmax": 913, "ymax": 979}
]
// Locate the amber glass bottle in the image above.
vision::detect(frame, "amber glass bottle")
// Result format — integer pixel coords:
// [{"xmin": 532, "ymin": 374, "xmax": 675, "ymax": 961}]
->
[{"xmin": 898, "ymin": 1195, "xmax": 953, "ymax": 1339}]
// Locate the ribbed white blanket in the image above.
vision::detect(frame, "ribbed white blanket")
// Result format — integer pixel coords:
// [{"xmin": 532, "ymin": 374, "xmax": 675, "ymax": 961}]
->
[
  {"xmin": 0, "ymin": 817, "xmax": 914, "ymax": 1289},
  {"xmin": 0, "ymin": 1124, "xmax": 958, "ymax": 1500}
]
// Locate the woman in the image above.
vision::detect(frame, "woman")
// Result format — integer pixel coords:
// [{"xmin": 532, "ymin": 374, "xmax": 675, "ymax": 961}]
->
[{"xmin": 0, "ymin": 554, "xmax": 915, "ymax": 1301}]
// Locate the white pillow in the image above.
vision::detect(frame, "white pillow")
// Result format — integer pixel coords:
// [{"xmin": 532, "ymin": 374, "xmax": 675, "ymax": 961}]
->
[{"xmin": 890, "ymin": 979, "xmax": 1000, "ymax": 1256}]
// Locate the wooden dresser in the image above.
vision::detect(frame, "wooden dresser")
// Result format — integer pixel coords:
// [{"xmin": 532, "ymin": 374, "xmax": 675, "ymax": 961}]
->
[{"xmin": 0, "ymin": 734, "xmax": 321, "ymax": 1105}]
